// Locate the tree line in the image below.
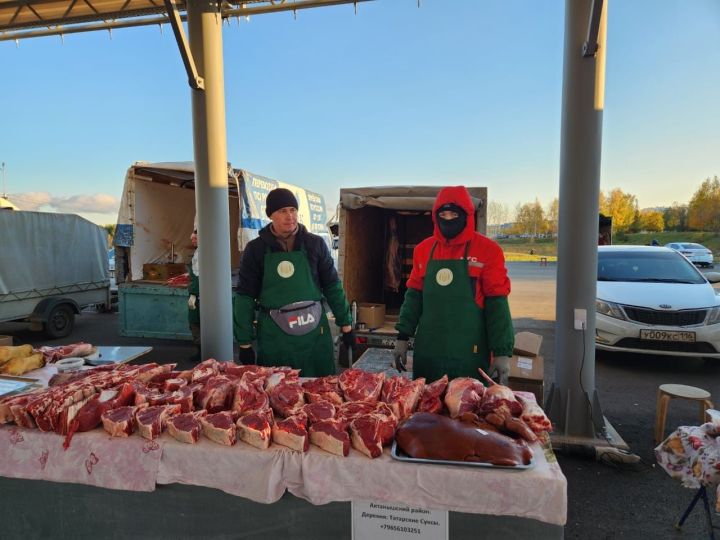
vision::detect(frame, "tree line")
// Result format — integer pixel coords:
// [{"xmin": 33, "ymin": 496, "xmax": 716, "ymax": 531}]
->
[{"xmin": 489, "ymin": 176, "xmax": 720, "ymax": 236}]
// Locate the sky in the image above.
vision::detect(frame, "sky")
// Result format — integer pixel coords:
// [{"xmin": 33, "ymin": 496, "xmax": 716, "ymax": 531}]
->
[{"xmin": 1, "ymin": 0, "xmax": 719, "ymax": 226}]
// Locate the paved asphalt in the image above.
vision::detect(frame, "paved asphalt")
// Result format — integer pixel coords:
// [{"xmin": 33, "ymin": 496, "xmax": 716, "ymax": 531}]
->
[{"xmin": 2, "ymin": 262, "xmax": 720, "ymax": 539}]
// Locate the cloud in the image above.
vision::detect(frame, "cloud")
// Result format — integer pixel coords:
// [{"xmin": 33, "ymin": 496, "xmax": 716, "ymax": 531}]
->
[{"xmin": 9, "ymin": 192, "xmax": 119, "ymax": 214}]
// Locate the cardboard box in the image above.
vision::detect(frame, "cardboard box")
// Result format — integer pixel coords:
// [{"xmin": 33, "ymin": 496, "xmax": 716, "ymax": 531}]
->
[
  {"xmin": 513, "ymin": 331, "xmax": 543, "ymax": 357},
  {"xmin": 142, "ymin": 263, "xmax": 187, "ymax": 281},
  {"xmin": 356, "ymin": 303, "xmax": 386, "ymax": 330},
  {"xmin": 509, "ymin": 331, "xmax": 544, "ymax": 381},
  {"xmin": 509, "ymin": 354, "xmax": 544, "ymax": 381},
  {"xmin": 509, "ymin": 378, "xmax": 544, "ymax": 406},
  {"xmin": 0, "ymin": 335, "xmax": 13, "ymax": 346}
]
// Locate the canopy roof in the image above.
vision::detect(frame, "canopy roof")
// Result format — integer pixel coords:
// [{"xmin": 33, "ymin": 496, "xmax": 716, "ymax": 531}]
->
[{"xmin": 0, "ymin": 0, "xmax": 370, "ymax": 41}]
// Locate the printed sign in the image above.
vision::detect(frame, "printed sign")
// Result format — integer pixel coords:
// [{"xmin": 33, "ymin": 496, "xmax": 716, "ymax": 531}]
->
[{"xmin": 351, "ymin": 501, "xmax": 448, "ymax": 540}]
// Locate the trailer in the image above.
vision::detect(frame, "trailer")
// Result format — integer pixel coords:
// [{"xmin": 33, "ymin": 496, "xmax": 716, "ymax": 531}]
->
[
  {"xmin": 0, "ymin": 210, "xmax": 111, "ymax": 338},
  {"xmin": 335, "ymin": 186, "xmax": 487, "ymax": 364},
  {"xmin": 114, "ymin": 162, "xmax": 331, "ymax": 340}
]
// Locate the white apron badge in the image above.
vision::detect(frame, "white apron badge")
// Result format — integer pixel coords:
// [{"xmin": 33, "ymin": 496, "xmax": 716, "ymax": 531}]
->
[
  {"xmin": 436, "ymin": 268, "xmax": 454, "ymax": 286},
  {"xmin": 277, "ymin": 260, "xmax": 295, "ymax": 279}
]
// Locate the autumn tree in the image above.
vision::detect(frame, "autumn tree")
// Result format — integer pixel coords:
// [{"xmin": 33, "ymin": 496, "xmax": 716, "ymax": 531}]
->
[
  {"xmin": 545, "ymin": 198, "xmax": 559, "ymax": 237},
  {"xmin": 687, "ymin": 177, "xmax": 720, "ymax": 231},
  {"xmin": 599, "ymin": 188, "xmax": 638, "ymax": 232},
  {"xmin": 663, "ymin": 203, "xmax": 688, "ymax": 232},
  {"xmin": 637, "ymin": 209, "xmax": 664, "ymax": 232},
  {"xmin": 487, "ymin": 201, "xmax": 510, "ymax": 237},
  {"xmin": 514, "ymin": 199, "xmax": 546, "ymax": 238}
]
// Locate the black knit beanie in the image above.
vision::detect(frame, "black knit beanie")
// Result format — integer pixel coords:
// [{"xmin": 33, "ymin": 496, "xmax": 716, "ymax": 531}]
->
[{"xmin": 265, "ymin": 188, "xmax": 299, "ymax": 217}]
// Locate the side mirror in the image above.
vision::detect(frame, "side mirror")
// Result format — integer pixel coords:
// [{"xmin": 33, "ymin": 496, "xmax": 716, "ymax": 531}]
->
[{"xmin": 705, "ymin": 272, "xmax": 720, "ymax": 284}]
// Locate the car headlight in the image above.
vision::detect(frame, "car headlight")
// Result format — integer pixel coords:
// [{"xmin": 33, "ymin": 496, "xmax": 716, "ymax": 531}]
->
[
  {"xmin": 707, "ymin": 307, "xmax": 720, "ymax": 325},
  {"xmin": 596, "ymin": 299, "xmax": 626, "ymax": 320}
]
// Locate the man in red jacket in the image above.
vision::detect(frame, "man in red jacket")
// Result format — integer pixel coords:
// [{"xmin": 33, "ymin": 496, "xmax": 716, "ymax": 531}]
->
[{"xmin": 393, "ymin": 186, "xmax": 514, "ymax": 383}]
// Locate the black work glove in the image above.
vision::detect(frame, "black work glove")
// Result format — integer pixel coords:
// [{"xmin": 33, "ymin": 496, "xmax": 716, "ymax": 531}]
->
[
  {"xmin": 394, "ymin": 336, "xmax": 409, "ymax": 372},
  {"xmin": 238, "ymin": 346, "xmax": 256, "ymax": 365},
  {"xmin": 341, "ymin": 329, "xmax": 355, "ymax": 350}
]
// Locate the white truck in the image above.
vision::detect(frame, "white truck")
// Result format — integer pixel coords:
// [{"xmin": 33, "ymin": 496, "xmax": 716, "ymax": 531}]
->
[
  {"xmin": 0, "ymin": 210, "xmax": 111, "ymax": 338},
  {"xmin": 113, "ymin": 161, "xmax": 332, "ymax": 340},
  {"xmin": 335, "ymin": 186, "xmax": 487, "ymax": 364}
]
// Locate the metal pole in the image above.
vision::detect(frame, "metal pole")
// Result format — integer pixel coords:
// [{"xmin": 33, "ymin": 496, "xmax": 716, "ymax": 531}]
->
[
  {"xmin": 546, "ymin": 0, "xmax": 607, "ymax": 438},
  {"xmin": 187, "ymin": 0, "xmax": 233, "ymax": 361}
]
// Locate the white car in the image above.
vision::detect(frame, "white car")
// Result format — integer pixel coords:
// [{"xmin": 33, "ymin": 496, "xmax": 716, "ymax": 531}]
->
[
  {"xmin": 595, "ymin": 246, "xmax": 720, "ymax": 358},
  {"xmin": 665, "ymin": 242, "xmax": 714, "ymax": 268}
]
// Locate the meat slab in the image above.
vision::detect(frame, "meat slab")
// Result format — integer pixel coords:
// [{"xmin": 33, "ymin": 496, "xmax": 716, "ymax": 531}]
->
[
  {"xmin": 201, "ymin": 411, "xmax": 237, "ymax": 446},
  {"xmin": 339, "ymin": 369, "xmax": 384, "ymax": 403},
  {"xmin": 396, "ymin": 412, "xmax": 533, "ymax": 466},
  {"xmin": 237, "ymin": 408, "xmax": 273, "ymax": 450}
]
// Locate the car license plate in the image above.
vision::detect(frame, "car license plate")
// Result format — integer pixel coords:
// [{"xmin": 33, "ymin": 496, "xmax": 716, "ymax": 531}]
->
[{"xmin": 639, "ymin": 329, "xmax": 696, "ymax": 342}]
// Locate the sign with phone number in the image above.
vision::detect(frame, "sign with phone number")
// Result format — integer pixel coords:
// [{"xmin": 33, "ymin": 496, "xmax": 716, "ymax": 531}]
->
[{"xmin": 351, "ymin": 501, "xmax": 448, "ymax": 540}]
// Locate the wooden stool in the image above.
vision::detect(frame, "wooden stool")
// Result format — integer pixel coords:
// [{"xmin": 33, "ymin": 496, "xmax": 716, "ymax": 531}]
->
[{"xmin": 655, "ymin": 384, "xmax": 714, "ymax": 444}]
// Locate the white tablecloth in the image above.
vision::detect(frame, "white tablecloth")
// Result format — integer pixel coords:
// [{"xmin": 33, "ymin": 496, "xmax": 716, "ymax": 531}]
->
[{"xmin": 0, "ymin": 425, "xmax": 566, "ymax": 526}]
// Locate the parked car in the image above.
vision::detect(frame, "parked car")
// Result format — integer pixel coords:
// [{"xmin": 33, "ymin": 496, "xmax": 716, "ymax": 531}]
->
[
  {"xmin": 665, "ymin": 242, "xmax": 714, "ymax": 267},
  {"xmin": 595, "ymin": 246, "xmax": 720, "ymax": 358}
]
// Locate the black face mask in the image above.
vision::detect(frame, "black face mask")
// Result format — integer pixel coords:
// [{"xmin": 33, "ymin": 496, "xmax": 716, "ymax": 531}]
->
[{"xmin": 437, "ymin": 213, "xmax": 467, "ymax": 239}]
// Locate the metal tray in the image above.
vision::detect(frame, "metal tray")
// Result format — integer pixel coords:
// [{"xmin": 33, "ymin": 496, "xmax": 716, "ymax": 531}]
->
[
  {"xmin": 390, "ymin": 441, "xmax": 535, "ymax": 471},
  {"xmin": 0, "ymin": 378, "xmax": 33, "ymax": 397}
]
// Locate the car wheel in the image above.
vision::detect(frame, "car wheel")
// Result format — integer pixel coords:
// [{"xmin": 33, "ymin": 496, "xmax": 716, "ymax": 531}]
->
[{"xmin": 44, "ymin": 305, "xmax": 75, "ymax": 339}]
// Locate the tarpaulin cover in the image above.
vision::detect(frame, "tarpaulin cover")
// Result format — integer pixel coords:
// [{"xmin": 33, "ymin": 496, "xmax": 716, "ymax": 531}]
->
[
  {"xmin": 340, "ymin": 186, "xmax": 484, "ymax": 212},
  {"xmin": 0, "ymin": 211, "xmax": 108, "ymax": 295}
]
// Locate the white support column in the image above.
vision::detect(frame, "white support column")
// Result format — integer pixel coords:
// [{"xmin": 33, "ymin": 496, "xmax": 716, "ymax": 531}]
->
[
  {"xmin": 187, "ymin": 0, "xmax": 234, "ymax": 361},
  {"xmin": 546, "ymin": 0, "xmax": 608, "ymax": 438}
]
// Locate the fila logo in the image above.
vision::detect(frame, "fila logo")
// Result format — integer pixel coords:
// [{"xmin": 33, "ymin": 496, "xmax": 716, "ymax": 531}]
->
[{"xmin": 289, "ymin": 313, "xmax": 316, "ymax": 328}]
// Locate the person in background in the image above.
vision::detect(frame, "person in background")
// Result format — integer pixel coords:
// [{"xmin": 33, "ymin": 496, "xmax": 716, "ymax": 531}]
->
[
  {"xmin": 187, "ymin": 227, "xmax": 201, "ymax": 361},
  {"xmin": 233, "ymin": 188, "xmax": 355, "ymax": 376},
  {"xmin": 392, "ymin": 186, "xmax": 515, "ymax": 384}
]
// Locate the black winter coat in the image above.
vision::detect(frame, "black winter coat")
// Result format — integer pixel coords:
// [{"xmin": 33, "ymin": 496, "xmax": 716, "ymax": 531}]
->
[{"xmin": 235, "ymin": 224, "xmax": 339, "ymax": 298}]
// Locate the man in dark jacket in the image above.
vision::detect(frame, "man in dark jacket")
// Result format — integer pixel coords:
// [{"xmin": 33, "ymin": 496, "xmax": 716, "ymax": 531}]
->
[
  {"xmin": 393, "ymin": 186, "xmax": 514, "ymax": 384},
  {"xmin": 187, "ymin": 227, "xmax": 201, "ymax": 360},
  {"xmin": 233, "ymin": 188, "xmax": 354, "ymax": 376}
]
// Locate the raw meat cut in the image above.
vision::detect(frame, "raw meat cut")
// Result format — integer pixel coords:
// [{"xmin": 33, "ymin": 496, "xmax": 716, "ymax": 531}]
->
[
  {"xmin": 190, "ymin": 359, "xmax": 221, "ymax": 383},
  {"xmin": 310, "ymin": 419, "xmax": 350, "ymax": 457},
  {"xmin": 237, "ymin": 408, "xmax": 273, "ymax": 450},
  {"xmin": 304, "ymin": 390, "xmax": 343, "ymax": 407},
  {"xmin": 38, "ymin": 342, "xmax": 94, "ymax": 364},
  {"xmin": 395, "ymin": 412, "xmax": 533, "ymax": 466},
  {"xmin": 444, "ymin": 377, "xmax": 485, "ymax": 418},
  {"xmin": 417, "ymin": 375, "xmax": 449, "ymax": 414},
  {"xmin": 337, "ymin": 401, "xmax": 376, "ymax": 424},
  {"xmin": 231, "ymin": 374, "xmax": 269, "ymax": 418},
  {"xmin": 350, "ymin": 415, "xmax": 386, "ymax": 458},
  {"xmin": 201, "ymin": 411, "xmax": 237, "ymax": 446},
  {"xmin": 194, "ymin": 376, "xmax": 234, "ymax": 413},
  {"xmin": 301, "ymin": 375, "xmax": 339, "ymax": 394},
  {"xmin": 372, "ymin": 403, "xmax": 398, "ymax": 446},
  {"xmin": 302, "ymin": 400, "xmax": 336, "ymax": 425},
  {"xmin": 477, "ymin": 368, "xmax": 523, "ymax": 417},
  {"xmin": 381, "ymin": 376, "xmax": 425, "ymax": 420},
  {"xmin": 272, "ymin": 414, "xmax": 309, "ymax": 452},
  {"xmin": 167, "ymin": 411, "xmax": 207, "ymax": 444},
  {"xmin": 102, "ymin": 405, "xmax": 143, "ymax": 437},
  {"xmin": 64, "ymin": 383, "xmax": 136, "ymax": 447},
  {"xmin": 269, "ymin": 382, "xmax": 305, "ymax": 418},
  {"xmin": 338, "ymin": 369, "xmax": 384, "ymax": 403},
  {"xmin": 136, "ymin": 404, "xmax": 181, "ymax": 440},
  {"xmin": 517, "ymin": 395, "xmax": 553, "ymax": 434}
]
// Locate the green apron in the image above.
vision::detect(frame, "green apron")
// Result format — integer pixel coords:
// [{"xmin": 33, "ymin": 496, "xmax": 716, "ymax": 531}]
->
[
  {"xmin": 256, "ymin": 248, "xmax": 334, "ymax": 377},
  {"xmin": 187, "ymin": 264, "xmax": 200, "ymax": 326},
  {"xmin": 412, "ymin": 242, "xmax": 489, "ymax": 382}
]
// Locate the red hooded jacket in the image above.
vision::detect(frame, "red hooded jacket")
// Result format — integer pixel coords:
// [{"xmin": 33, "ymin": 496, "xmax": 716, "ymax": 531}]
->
[{"xmin": 406, "ymin": 186, "xmax": 511, "ymax": 308}]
